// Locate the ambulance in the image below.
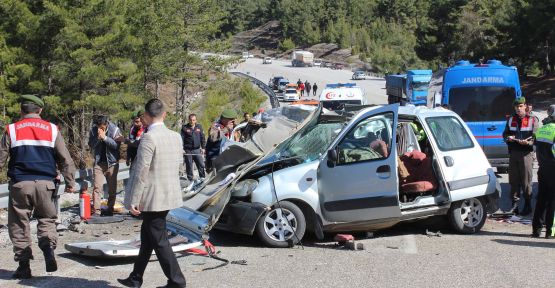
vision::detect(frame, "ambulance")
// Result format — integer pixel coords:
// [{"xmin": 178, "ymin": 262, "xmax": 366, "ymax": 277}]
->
[{"xmin": 318, "ymin": 83, "xmax": 365, "ymax": 110}]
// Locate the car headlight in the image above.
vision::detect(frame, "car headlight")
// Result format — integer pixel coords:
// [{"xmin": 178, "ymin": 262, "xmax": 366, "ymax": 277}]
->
[{"xmin": 231, "ymin": 179, "xmax": 258, "ymax": 197}]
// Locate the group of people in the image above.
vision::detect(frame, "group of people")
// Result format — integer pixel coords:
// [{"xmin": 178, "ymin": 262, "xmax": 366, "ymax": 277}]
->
[
  {"xmin": 296, "ymin": 79, "xmax": 318, "ymax": 98},
  {"xmin": 0, "ymin": 95, "xmax": 218, "ymax": 286},
  {"xmin": 1, "ymin": 92, "xmax": 554, "ymax": 286},
  {"xmin": 502, "ymin": 97, "xmax": 555, "ymax": 239}
]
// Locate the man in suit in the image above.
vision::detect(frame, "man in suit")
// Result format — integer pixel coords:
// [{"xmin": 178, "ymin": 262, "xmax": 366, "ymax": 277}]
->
[{"xmin": 119, "ymin": 99, "xmax": 186, "ymax": 288}]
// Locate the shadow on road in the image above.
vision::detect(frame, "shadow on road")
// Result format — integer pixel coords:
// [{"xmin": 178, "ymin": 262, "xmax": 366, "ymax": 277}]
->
[
  {"xmin": 0, "ymin": 269, "xmax": 116, "ymax": 287},
  {"xmin": 476, "ymin": 230, "xmax": 532, "ymax": 238},
  {"xmin": 491, "ymin": 239, "xmax": 555, "ymax": 248}
]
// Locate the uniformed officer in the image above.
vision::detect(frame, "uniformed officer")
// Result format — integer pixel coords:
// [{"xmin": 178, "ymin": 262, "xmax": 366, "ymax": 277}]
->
[
  {"xmin": 502, "ymin": 97, "xmax": 539, "ymax": 215},
  {"xmin": 532, "ymin": 104, "xmax": 555, "ymax": 238},
  {"xmin": 205, "ymin": 109, "xmax": 236, "ymax": 173},
  {"xmin": 0, "ymin": 95, "xmax": 76, "ymax": 279}
]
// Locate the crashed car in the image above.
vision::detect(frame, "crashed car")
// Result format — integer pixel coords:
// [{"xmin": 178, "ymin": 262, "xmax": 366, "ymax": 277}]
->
[{"xmin": 178, "ymin": 104, "xmax": 501, "ymax": 248}]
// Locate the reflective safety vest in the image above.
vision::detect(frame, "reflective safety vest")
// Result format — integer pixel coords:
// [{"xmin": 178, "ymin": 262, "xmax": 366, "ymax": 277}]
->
[
  {"xmin": 6, "ymin": 118, "xmax": 59, "ymax": 183},
  {"xmin": 534, "ymin": 123, "xmax": 555, "ymax": 169},
  {"xmin": 506, "ymin": 115, "xmax": 536, "ymax": 152}
]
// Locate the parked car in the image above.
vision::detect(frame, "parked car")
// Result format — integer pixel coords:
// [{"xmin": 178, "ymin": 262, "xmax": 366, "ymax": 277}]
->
[
  {"xmin": 332, "ymin": 63, "xmax": 344, "ymax": 70},
  {"xmin": 323, "ymin": 61, "xmax": 333, "ymax": 68},
  {"xmin": 271, "ymin": 76, "xmax": 284, "ymax": 90},
  {"xmin": 179, "ymin": 104, "xmax": 501, "ymax": 248},
  {"xmin": 282, "ymin": 84, "xmax": 300, "ymax": 101},
  {"xmin": 263, "ymin": 57, "xmax": 272, "ymax": 64},
  {"xmin": 314, "ymin": 59, "xmax": 322, "ymax": 67},
  {"xmin": 277, "ymin": 79, "xmax": 289, "ymax": 92},
  {"xmin": 352, "ymin": 71, "xmax": 367, "ymax": 80}
]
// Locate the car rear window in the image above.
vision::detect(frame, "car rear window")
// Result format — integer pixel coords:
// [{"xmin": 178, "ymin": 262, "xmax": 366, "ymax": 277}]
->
[
  {"xmin": 425, "ymin": 116, "xmax": 474, "ymax": 151},
  {"xmin": 448, "ymin": 86, "xmax": 515, "ymax": 122}
]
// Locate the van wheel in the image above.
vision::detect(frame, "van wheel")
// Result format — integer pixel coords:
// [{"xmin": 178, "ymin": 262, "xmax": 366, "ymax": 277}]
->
[
  {"xmin": 255, "ymin": 201, "xmax": 306, "ymax": 248},
  {"xmin": 448, "ymin": 197, "xmax": 486, "ymax": 234}
]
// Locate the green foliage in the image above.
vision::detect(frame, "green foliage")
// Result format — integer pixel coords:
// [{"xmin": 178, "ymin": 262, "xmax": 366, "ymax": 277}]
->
[
  {"xmin": 216, "ymin": 0, "xmax": 555, "ymax": 75},
  {"xmin": 195, "ymin": 78, "xmax": 266, "ymax": 130},
  {"xmin": 279, "ymin": 38, "xmax": 296, "ymax": 52},
  {"xmin": 0, "ymin": 0, "xmax": 228, "ymax": 166}
]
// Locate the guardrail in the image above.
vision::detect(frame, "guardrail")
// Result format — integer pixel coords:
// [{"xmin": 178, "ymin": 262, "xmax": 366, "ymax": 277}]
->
[
  {"xmin": 0, "ymin": 163, "xmax": 131, "ymax": 209},
  {"xmin": 230, "ymin": 71, "xmax": 280, "ymax": 109}
]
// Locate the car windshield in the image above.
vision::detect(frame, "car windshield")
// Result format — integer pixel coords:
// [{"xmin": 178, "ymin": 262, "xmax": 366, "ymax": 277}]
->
[
  {"xmin": 285, "ymin": 89, "xmax": 297, "ymax": 93},
  {"xmin": 448, "ymin": 86, "xmax": 515, "ymax": 121},
  {"xmin": 411, "ymin": 82, "xmax": 429, "ymax": 91},
  {"xmin": 262, "ymin": 112, "xmax": 344, "ymax": 163},
  {"xmin": 322, "ymin": 100, "xmax": 362, "ymax": 110}
]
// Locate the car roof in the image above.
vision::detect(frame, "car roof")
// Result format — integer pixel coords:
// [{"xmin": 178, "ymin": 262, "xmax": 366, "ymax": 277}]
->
[{"xmin": 353, "ymin": 104, "xmax": 458, "ymax": 119}]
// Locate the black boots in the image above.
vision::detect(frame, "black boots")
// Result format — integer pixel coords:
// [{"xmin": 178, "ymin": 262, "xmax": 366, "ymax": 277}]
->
[
  {"xmin": 117, "ymin": 274, "xmax": 143, "ymax": 288},
  {"xmin": 41, "ymin": 246, "xmax": 58, "ymax": 272},
  {"xmin": 12, "ymin": 260, "xmax": 32, "ymax": 279},
  {"xmin": 509, "ymin": 199, "xmax": 519, "ymax": 215}
]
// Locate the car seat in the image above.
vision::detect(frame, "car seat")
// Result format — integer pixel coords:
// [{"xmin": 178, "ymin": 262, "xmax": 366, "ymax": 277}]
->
[
  {"xmin": 399, "ymin": 150, "xmax": 437, "ymax": 194},
  {"xmin": 367, "ymin": 132, "xmax": 388, "ymax": 158}
]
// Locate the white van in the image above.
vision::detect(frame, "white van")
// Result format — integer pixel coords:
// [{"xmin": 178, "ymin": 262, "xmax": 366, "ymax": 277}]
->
[{"xmin": 319, "ymin": 83, "xmax": 365, "ymax": 110}]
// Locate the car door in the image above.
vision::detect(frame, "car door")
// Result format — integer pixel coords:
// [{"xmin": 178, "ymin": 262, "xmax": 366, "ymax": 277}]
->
[
  {"xmin": 318, "ymin": 105, "xmax": 401, "ymax": 223},
  {"xmin": 422, "ymin": 114, "xmax": 492, "ymax": 202}
]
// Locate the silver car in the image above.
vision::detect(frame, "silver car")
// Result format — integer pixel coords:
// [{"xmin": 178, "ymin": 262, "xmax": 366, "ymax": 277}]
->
[{"xmin": 178, "ymin": 104, "xmax": 501, "ymax": 248}]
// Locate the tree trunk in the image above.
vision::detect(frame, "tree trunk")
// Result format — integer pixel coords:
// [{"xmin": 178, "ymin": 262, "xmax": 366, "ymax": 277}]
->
[{"xmin": 155, "ymin": 78, "xmax": 160, "ymax": 98}]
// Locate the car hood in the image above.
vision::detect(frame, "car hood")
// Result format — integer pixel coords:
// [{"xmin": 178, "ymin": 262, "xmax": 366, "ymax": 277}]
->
[{"xmin": 178, "ymin": 104, "xmax": 319, "ymax": 239}]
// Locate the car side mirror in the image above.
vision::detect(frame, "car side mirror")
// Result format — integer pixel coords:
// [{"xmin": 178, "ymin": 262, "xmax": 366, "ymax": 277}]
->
[{"xmin": 327, "ymin": 149, "xmax": 338, "ymax": 168}]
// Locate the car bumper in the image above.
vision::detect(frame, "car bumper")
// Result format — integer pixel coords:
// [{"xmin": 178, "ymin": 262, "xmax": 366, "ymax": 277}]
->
[{"xmin": 214, "ymin": 201, "xmax": 268, "ymax": 235}]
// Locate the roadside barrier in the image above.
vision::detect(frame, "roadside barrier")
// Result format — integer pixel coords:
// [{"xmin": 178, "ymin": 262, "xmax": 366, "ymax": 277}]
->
[{"xmin": 230, "ymin": 71, "xmax": 280, "ymax": 109}]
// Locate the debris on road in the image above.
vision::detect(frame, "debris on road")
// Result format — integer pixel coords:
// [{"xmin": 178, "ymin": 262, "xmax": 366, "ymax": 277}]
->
[{"xmin": 425, "ymin": 229, "xmax": 442, "ymax": 237}]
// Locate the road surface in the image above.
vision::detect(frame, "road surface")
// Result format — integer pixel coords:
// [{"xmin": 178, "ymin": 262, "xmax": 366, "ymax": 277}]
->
[{"xmin": 231, "ymin": 58, "xmax": 387, "ymax": 105}]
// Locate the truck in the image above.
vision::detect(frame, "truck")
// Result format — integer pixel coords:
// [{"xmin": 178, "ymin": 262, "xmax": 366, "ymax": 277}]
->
[
  {"xmin": 318, "ymin": 83, "xmax": 365, "ymax": 110},
  {"xmin": 386, "ymin": 70, "xmax": 433, "ymax": 106},
  {"xmin": 291, "ymin": 51, "xmax": 314, "ymax": 67},
  {"xmin": 427, "ymin": 59, "xmax": 521, "ymax": 173}
]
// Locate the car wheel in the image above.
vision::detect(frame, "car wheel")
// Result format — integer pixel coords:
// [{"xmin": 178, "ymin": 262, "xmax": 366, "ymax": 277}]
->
[
  {"xmin": 448, "ymin": 197, "xmax": 486, "ymax": 234},
  {"xmin": 255, "ymin": 201, "xmax": 306, "ymax": 248}
]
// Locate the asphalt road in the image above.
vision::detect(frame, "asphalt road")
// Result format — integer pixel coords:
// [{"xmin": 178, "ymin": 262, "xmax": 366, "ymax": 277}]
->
[
  {"xmin": 231, "ymin": 58, "xmax": 388, "ymax": 105},
  {"xmin": 1, "ymin": 58, "xmax": 554, "ymax": 288}
]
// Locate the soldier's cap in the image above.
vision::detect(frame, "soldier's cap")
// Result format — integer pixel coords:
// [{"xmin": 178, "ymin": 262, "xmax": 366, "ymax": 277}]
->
[
  {"xmin": 19, "ymin": 94, "xmax": 44, "ymax": 108},
  {"xmin": 134, "ymin": 110, "xmax": 144, "ymax": 118},
  {"xmin": 221, "ymin": 108, "xmax": 237, "ymax": 119},
  {"xmin": 513, "ymin": 97, "xmax": 526, "ymax": 106}
]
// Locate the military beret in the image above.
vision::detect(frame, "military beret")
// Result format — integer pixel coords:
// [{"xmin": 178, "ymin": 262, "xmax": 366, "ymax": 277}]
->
[
  {"xmin": 513, "ymin": 97, "xmax": 526, "ymax": 106},
  {"xmin": 221, "ymin": 108, "xmax": 237, "ymax": 119},
  {"xmin": 19, "ymin": 94, "xmax": 44, "ymax": 108},
  {"xmin": 134, "ymin": 110, "xmax": 144, "ymax": 118}
]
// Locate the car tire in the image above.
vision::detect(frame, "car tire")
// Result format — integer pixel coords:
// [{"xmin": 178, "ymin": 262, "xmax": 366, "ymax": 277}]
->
[
  {"xmin": 447, "ymin": 197, "xmax": 486, "ymax": 234},
  {"xmin": 255, "ymin": 201, "xmax": 306, "ymax": 248}
]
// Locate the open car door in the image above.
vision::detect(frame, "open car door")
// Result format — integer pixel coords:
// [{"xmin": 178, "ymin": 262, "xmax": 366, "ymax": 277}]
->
[
  {"xmin": 421, "ymin": 114, "xmax": 497, "ymax": 202},
  {"xmin": 318, "ymin": 104, "xmax": 401, "ymax": 226}
]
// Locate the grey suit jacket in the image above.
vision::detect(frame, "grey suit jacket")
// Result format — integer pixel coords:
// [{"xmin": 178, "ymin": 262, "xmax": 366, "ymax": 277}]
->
[{"xmin": 124, "ymin": 123, "xmax": 184, "ymax": 211}]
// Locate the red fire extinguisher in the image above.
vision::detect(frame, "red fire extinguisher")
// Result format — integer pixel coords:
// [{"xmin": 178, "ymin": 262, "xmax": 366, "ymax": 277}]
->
[{"xmin": 79, "ymin": 183, "xmax": 91, "ymax": 220}]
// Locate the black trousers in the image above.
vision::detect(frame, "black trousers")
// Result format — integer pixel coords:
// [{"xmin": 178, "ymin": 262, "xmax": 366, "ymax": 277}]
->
[
  {"xmin": 184, "ymin": 149, "xmax": 205, "ymax": 181},
  {"xmin": 132, "ymin": 211, "xmax": 186, "ymax": 286},
  {"xmin": 532, "ymin": 168, "xmax": 555, "ymax": 235}
]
